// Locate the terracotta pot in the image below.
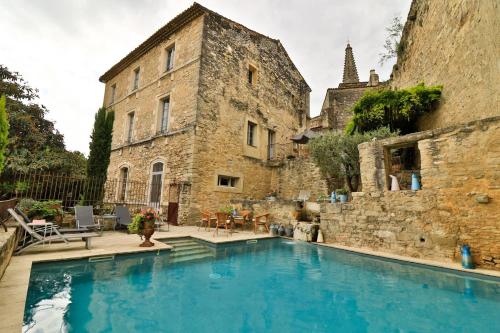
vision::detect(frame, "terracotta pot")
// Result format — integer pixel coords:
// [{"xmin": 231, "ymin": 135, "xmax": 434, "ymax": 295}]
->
[{"xmin": 140, "ymin": 222, "xmax": 155, "ymax": 247}]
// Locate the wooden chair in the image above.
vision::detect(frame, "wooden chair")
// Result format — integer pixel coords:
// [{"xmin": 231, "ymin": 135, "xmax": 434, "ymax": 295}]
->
[
  {"xmin": 213, "ymin": 212, "xmax": 232, "ymax": 237},
  {"xmin": 198, "ymin": 211, "xmax": 217, "ymax": 231},
  {"xmin": 253, "ymin": 213, "xmax": 270, "ymax": 234},
  {"xmin": 233, "ymin": 210, "xmax": 251, "ymax": 230}
]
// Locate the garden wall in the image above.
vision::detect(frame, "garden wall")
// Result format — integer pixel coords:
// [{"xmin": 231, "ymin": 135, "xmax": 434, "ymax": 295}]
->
[
  {"xmin": 321, "ymin": 116, "xmax": 500, "ymax": 270},
  {"xmin": 0, "ymin": 228, "xmax": 17, "ymax": 280},
  {"xmin": 275, "ymin": 157, "xmax": 328, "ymax": 201}
]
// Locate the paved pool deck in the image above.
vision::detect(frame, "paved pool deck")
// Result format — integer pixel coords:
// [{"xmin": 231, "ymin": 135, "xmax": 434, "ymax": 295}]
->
[
  {"xmin": 0, "ymin": 226, "xmax": 274, "ymax": 332},
  {"xmin": 0, "ymin": 227, "xmax": 499, "ymax": 332}
]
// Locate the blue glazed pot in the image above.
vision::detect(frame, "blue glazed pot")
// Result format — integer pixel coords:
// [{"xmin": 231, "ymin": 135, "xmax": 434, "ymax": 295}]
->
[
  {"xmin": 461, "ymin": 245, "xmax": 474, "ymax": 269},
  {"xmin": 330, "ymin": 191, "xmax": 337, "ymax": 203},
  {"xmin": 411, "ymin": 173, "xmax": 421, "ymax": 191},
  {"xmin": 339, "ymin": 194, "xmax": 348, "ymax": 203}
]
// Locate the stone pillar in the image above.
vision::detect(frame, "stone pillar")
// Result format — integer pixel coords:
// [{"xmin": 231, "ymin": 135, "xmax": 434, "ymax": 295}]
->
[
  {"xmin": 359, "ymin": 141, "xmax": 386, "ymax": 192},
  {"xmin": 368, "ymin": 69, "xmax": 379, "ymax": 86}
]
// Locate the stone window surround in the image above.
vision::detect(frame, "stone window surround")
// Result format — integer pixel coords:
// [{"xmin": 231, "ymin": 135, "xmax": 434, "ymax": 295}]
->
[
  {"xmin": 247, "ymin": 63, "xmax": 258, "ymax": 85},
  {"xmin": 156, "ymin": 92, "xmax": 172, "ymax": 134},
  {"xmin": 132, "ymin": 67, "xmax": 141, "ymax": 91},
  {"xmin": 164, "ymin": 42, "xmax": 176, "ymax": 72},
  {"xmin": 214, "ymin": 170, "xmax": 243, "ymax": 193},
  {"xmin": 125, "ymin": 110, "xmax": 136, "ymax": 144},
  {"xmin": 109, "ymin": 83, "xmax": 116, "ymax": 105},
  {"xmin": 247, "ymin": 121, "xmax": 257, "ymax": 147},
  {"xmin": 118, "ymin": 165, "xmax": 130, "ymax": 201}
]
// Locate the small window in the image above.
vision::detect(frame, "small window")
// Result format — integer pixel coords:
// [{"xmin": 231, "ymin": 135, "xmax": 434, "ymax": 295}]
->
[
  {"xmin": 166, "ymin": 46, "xmax": 175, "ymax": 71},
  {"xmin": 119, "ymin": 167, "xmax": 128, "ymax": 201},
  {"xmin": 133, "ymin": 68, "xmax": 140, "ymax": 90},
  {"xmin": 247, "ymin": 121, "xmax": 257, "ymax": 146},
  {"xmin": 160, "ymin": 96, "xmax": 170, "ymax": 133},
  {"xmin": 267, "ymin": 130, "xmax": 275, "ymax": 160},
  {"xmin": 218, "ymin": 175, "xmax": 238, "ymax": 188},
  {"xmin": 110, "ymin": 84, "xmax": 116, "ymax": 104},
  {"xmin": 385, "ymin": 143, "xmax": 421, "ymax": 190},
  {"xmin": 248, "ymin": 65, "xmax": 257, "ymax": 85},
  {"xmin": 127, "ymin": 112, "xmax": 135, "ymax": 143}
]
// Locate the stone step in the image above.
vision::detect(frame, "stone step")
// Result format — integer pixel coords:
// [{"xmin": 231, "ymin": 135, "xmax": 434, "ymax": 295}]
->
[
  {"xmin": 169, "ymin": 252, "xmax": 214, "ymax": 264},
  {"xmin": 164, "ymin": 238, "xmax": 194, "ymax": 245},
  {"xmin": 170, "ymin": 248, "xmax": 213, "ymax": 257},
  {"xmin": 172, "ymin": 244, "xmax": 206, "ymax": 251}
]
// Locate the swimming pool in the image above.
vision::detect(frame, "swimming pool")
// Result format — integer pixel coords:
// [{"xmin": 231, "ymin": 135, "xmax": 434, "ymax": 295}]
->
[{"xmin": 24, "ymin": 239, "xmax": 500, "ymax": 332}]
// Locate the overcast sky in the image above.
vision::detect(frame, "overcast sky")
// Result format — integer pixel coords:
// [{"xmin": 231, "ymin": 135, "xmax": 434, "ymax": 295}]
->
[{"xmin": 1, "ymin": 0, "xmax": 411, "ymax": 155}]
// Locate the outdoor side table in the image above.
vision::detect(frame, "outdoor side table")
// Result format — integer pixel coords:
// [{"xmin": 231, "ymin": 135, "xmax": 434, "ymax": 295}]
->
[{"xmin": 97, "ymin": 214, "xmax": 118, "ymax": 230}]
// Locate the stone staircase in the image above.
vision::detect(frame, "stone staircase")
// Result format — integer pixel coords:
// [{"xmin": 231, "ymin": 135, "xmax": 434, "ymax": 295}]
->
[{"xmin": 163, "ymin": 238, "xmax": 215, "ymax": 264}]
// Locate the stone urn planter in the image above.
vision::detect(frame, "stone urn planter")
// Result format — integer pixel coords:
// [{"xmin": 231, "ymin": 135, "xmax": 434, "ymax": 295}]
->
[
  {"xmin": 140, "ymin": 222, "xmax": 155, "ymax": 247},
  {"xmin": 128, "ymin": 208, "xmax": 158, "ymax": 247}
]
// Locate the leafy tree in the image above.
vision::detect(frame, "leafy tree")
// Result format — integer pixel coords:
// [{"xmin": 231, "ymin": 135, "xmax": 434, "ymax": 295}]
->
[
  {"xmin": 379, "ymin": 16, "xmax": 404, "ymax": 65},
  {"xmin": 0, "ymin": 65, "xmax": 86, "ymax": 175},
  {"xmin": 309, "ymin": 128, "xmax": 397, "ymax": 192},
  {"xmin": 87, "ymin": 107, "xmax": 114, "ymax": 179},
  {"xmin": 0, "ymin": 95, "xmax": 8, "ymax": 173},
  {"xmin": 346, "ymin": 83, "xmax": 442, "ymax": 135}
]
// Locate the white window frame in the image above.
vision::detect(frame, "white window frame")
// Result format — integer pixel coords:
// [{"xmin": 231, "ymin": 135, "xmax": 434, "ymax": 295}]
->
[{"xmin": 148, "ymin": 161, "xmax": 165, "ymax": 209}]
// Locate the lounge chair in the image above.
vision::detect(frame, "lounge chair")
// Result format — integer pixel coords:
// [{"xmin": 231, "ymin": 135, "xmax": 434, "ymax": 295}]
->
[
  {"xmin": 74, "ymin": 206, "xmax": 102, "ymax": 231},
  {"xmin": 253, "ymin": 213, "xmax": 270, "ymax": 234},
  {"xmin": 115, "ymin": 206, "xmax": 132, "ymax": 228},
  {"xmin": 14, "ymin": 208, "xmax": 86, "ymax": 234},
  {"xmin": 8, "ymin": 208, "xmax": 99, "ymax": 254}
]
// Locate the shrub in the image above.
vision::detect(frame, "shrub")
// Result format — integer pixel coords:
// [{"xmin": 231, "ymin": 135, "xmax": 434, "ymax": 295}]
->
[
  {"xmin": 27, "ymin": 200, "xmax": 63, "ymax": 221},
  {"xmin": 346, "ymin": 83, "xmax": 442, "ymax": 135},
  {"xmin": 310, "ymin": 128, "xmax": 397, "ymax": 192},
  {"xmin": 0, "ymin": 95, "xmax": 8, "ymax": 174}
]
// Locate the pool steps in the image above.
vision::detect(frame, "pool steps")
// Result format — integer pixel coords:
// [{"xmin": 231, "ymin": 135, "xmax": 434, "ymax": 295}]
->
[{"xmin": 162, "ymin": 238, "xmax": 215, "ymax": 264}]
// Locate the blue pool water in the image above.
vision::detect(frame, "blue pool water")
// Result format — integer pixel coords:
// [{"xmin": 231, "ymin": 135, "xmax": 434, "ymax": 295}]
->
[{"xmin": 24, "ymin": 239, "xmax": 500, "ymax": 332}]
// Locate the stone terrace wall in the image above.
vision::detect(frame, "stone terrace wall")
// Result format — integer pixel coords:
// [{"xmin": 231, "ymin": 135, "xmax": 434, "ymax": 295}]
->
[
  {"xmin": 276, "ymin": 157, "xmax": 328, "ymax": 201},
  {"xmin": 0, "ymin": 228, "xmax": 17, "ymax": 280},
  {"xmin": 231, "ymin": 199, "xmax": 297, "ymax": 225},
  {"xmin": 392, "ymin": 0, "xmax": 499, "ymax": 130},
  {"xmin": 322, "ymin": 116, "xmax": 500, "ymax": 270}
]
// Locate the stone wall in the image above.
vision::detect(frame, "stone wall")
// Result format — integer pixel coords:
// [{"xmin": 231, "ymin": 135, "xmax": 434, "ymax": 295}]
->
[
  {"xmin": 392, "ymin": 0, "xmax": 499, "ymax": 130},
  {"xmin": 0, "ymin": 228, "xmax": 17, "ymax": 280},
  {"xmin": 275, "ymin": 157, "xmax": 328, "ymax": 201},
  {"xmin": 322, "ymin": 116, "xmax": 500, "ymax": 270}
]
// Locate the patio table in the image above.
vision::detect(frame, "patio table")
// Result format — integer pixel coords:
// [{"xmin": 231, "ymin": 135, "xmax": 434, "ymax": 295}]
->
[{"xmin": 96, "ymin": 214, "xmax": 117, "ymax": 230}]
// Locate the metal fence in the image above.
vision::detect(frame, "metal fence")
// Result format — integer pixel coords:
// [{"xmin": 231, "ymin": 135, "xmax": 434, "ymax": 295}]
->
[{"xmin": 0, "ymin": 172, "xmax": 163, "ymax": 212}]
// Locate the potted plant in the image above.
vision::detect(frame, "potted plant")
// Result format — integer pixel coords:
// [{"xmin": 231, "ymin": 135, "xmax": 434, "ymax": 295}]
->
[
  {"xmin": 317, "ymin": 194, "xmax": 330, "ymax": 203},
  {"xmin": 128, "ymin": 208, "xmax": 158, "ymax": 247},
  {"xmin": 336, "ymin": 188, "xmax": 349, "ymax": 203}
]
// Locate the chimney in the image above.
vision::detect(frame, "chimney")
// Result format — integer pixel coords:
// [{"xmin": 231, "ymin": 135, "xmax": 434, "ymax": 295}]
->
[{"xmin": 368, "ymin": 69, "xmax": 379, "ymax": 86}]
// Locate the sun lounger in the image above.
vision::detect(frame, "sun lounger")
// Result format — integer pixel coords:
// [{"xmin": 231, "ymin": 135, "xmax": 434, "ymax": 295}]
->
[{"xmin": 8, "ymin": 208, "xmax": 99, "ymax": 254}]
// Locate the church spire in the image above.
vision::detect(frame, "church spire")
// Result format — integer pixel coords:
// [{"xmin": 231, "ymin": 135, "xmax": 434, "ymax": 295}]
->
[{"xmin": 342, "ymin": 43, "xmax": 360, "ymax": 83}]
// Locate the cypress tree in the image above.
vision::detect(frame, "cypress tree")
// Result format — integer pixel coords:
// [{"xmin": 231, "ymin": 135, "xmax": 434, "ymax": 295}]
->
[
  {"xmin": 87, "ymin": 107, "xmax": 114, "ymax": 179},
  {"xmin": 0, "ymin": 95, "xmax": 9, "ymax": 174}
]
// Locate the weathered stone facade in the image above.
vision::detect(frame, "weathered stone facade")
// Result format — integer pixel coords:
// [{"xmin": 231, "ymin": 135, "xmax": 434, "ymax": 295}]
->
[
  {"xmin": 321, "ymin": 117, "xmax": 500, "ymax": 269},
  {"xmin": 311, "ymin": 44, "xmax": 384, "ymax": 132},
  {"xmin": 100, "ymin": 4, "xmax": 311, "ymax": 224},
  {"xmin": 275, "ymin": 157, "xmax": 328, "ymax": 201},
  {"xmin": 392, "ymin": 0, "xmax": 500, "ymax": 130}
]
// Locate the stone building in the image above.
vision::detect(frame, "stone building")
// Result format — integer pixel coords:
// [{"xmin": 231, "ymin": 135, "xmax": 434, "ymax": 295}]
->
[
  {"xmin": 310, "ymin": 43, "xmax": 383, "ymax": 132},
  {"xmin": 99, "ymin": 3, "xmax": 311, "ymax": 224}
]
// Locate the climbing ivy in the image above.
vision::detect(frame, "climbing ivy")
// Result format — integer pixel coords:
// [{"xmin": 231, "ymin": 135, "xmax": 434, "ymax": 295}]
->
[{"xmin": 346, "ymin": 83, "xmax": 442, "ymax": 135}]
